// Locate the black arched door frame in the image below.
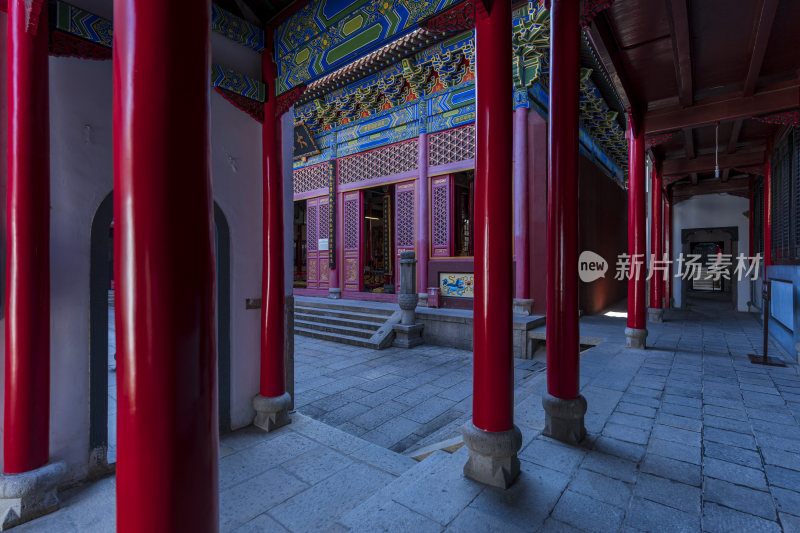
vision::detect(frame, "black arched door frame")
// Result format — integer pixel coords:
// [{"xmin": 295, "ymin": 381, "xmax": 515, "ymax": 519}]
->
[{"xmin": 89, "ymin": 193, "xmax": 231, "ymax": 460}]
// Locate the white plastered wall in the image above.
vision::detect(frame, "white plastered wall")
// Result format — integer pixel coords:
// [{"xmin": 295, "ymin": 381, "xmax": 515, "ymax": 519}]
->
[
  {"xmin": 672, "ymin": 193, "xmax": 751, "ymax": 311},
  {"xmin": 0, "ymin": 2, "xmax": 271, "ymax": 479}
]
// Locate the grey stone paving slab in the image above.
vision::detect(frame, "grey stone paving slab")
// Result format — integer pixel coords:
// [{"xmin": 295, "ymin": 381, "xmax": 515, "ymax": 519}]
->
[
  {"xmin": 551, "ymin": 490, "xmax": 625, "ymax": 533},
  {"xmin": 444, "ymin": 507, "xmax": 527, "ymax": 533},
  {"xmin": 268, "ymin": 462, "xmax": 395, "ymax": 532},
  {"xmin": 703, "ymin": 440, "xmax": 763, "ymax": 469},
  {"xmin": 634, "ymin": 473, "xmax": 701, "ymax": 514},
  {"xmin": 520, "ymin": 437, "xmax": 586, "ymax": 474},
  {"xmin": 702, "ymin": 502, "xmax": 782, "ymax": 533},
  {"xmin": 568, "ymin": 468, "xmax": 632, "ymax": 508},
  {"xmin": 220, "ymin": 466, "xmax": 309, "ymax": 531},
  {"xmin": 625, "ymin": 496, "xmax": 700, "ymax": 532},
  {"xmin": 765, "ymin": 465, "xmax": 800, "ymax": 492},
  {"xmin": 641, "ymin": 453, "xmax": 702, "ymax": 486},
  {"xmin": 592, "ymin": 435, "xmax": 647, "ymax": 462},
  {"xmin": 647, "ymin": 437, "xmax": 702, "ymax": 465},
  {"xmin": 703, "ymin": 476, "xmax": 776, "ymax": 520}
]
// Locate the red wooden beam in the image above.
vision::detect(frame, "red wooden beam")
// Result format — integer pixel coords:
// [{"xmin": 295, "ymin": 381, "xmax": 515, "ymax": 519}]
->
[
  {"xmin": 727, "ymin": 118, "xmax": 743, "ymax": 154},
  {"xmin": 666, "ymin": 0, "xmax": 692, "ymax": 107},
  {"xmin": 644, "ymin": 85, "xmax": 800, "ymax": 134},
  {"xmin": 683, "ymin": 127, "xmax": 695, "ymax": 158},
  {"xmin": 744, "ymin": 0, "xmax": 780, "ymax": 96},
  {"xmin": 672, "ymin": 177, "xmax": 751, "ymax": 203},
  {"xmin": 663, "ymin": 147, "xmax": 766, "ymax": 175}
]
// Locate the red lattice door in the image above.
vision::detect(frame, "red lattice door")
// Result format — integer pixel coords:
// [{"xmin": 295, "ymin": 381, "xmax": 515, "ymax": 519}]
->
[
  {"xmin": 306, "ymin": 196, "xmax": 331, "ymax": 289},
  {"xmin": 342, "ymin": 191, "xmax": 364, "ymax": 292},
  {"xmin": 430, "ymin": 175, "xmax": 454, "ymax": 257},
  {"xmin": 394, "ymin": 181, "xmax": 416, "ymax": 291}
]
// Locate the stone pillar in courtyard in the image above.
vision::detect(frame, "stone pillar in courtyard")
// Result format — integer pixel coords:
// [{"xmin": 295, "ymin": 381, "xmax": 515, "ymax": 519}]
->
[
  {"xmin": 113, "ymin": 0, "xmax": 219, "ymax": 529},
  {"xmin": 393, "ymin": 251, "xmax": 424, "ymax": 348},
  {"xmin": 461, "ymin": 0, "xmax": 522, "ymax": 490},
  {"xmin": 626, "ymin": 108, "xmax": 648, "ymax": 348},
  {"xmin": 254, "ymin": 31, "xmax": 292, "ymax": 432},
  {"xmin": 541, "ymin": 0, "xmax": 587, "ymax": 445}
]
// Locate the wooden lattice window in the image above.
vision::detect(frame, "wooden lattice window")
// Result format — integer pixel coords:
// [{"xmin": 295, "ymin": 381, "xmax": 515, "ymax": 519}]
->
[{"xmin": 771, "ymin": 129, "xmax": 798, "ymax": 263}]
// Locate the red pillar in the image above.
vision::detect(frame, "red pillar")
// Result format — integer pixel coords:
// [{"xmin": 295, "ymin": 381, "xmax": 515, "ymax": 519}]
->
[
  {"xmin": 648, "ymin": 160, "xmax": 664, "ymax": 319},
  {"xmin": 528, "ymin": 111, "xmax": 548, "ymax": 316},
  {"xmin": 626, "ymin": 110, "xmax": 648, "ymax": 348},
  {"xmin": 113, "ymin": 1, "xmax": 219, "ymax": 530},
  {"xmin": 4, "ymin": 0, "xmax": 50, "ymax": 474},
  {"xmin": 472, "ymin": 0, "xmax": 514, "ymax": 434},
  {"xmin": 546, "ymin": 0, "xmax": 580, "ymax": 400},
  {"xmin": 463, "ymin": 0, "xmax": 520, "ymax": 490},
  {"xmin": 541, "ymin": 0, "xmax": 587, "ymax": 445},
  {"xmin": 663, "ymin": 189, "xmax": 672, "ymax": 309},
  {"xmin": 260, "ymin": 42, "xmax": 286, "ymax": 399},
  {"xmin": 764, "ymin": 149, "xmax": 772, "ymax": 267}
]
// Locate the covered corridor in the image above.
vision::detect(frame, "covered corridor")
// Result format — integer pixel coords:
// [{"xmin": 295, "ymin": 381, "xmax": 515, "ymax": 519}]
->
[{"xmin": 11, "ymin": 307, "xmax": 800, "ymax": 532}]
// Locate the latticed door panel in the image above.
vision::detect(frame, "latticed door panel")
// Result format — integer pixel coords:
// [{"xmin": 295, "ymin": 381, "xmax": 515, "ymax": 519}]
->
[
  {"xmin": 343, "ymin": 191, "xmax": 364, "ymax": 292},
  {"xmin": 430, "ymin": 175, "xmax": 453, "ymax": 257},
  {"xmin": 793, "ymin": 130, "xmax": 800, "ymax": 259},
  {"xmin": 306, "ymin": 197, "xmax": 330, "ymax": 289},
  {"xmin": 394, "ymin": 181, "xmax": 416, "ymax": 290},
  {"xmin": 772, "ymin": 137, "xmax": 792, "ymax": 261}
]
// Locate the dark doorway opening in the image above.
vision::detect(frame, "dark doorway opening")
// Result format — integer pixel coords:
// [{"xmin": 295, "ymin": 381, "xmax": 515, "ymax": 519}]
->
[
  {"xmin": 363, "ymin": 185, "xmax": 395, "ymax": 293},
  {"xmin": 89, "ymin": 194, "xmax": 231, "ymax": 467}
]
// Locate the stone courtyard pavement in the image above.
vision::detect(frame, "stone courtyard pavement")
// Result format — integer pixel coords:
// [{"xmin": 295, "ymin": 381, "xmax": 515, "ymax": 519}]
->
[{"xmin": 16, "ymin": 298, "xmax": 800, "ymax": 532}]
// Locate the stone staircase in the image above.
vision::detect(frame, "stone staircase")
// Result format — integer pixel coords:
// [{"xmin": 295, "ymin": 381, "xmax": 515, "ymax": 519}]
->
[{"xmin": 294, "ymin": 296, "xmax": 400, "ymax": 349}]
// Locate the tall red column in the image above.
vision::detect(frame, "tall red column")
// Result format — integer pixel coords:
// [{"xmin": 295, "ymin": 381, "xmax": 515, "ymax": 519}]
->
[
  {"xmin": 4, "ymin": 0, "xmax": 50, "ymax": 475},
  {"xmin": 541, "ymin": 0, "xmax": 587, "ymax": 445},
  {"xmin": 625, "ymin": 110, "xmax": 648, "ymax": 348},
  {"xmin": 462, "ymin": 0, "xmax": 521, "ymax": 490},
  {"xmin": 253, "ymin": 34, "xmax": 292, "ymax": 431},
  {"xmin": 664, "ymin": 189, "xmax": 672, "ymax": 309},
  {"xmin": 648, "ymin": 161, "xmax": 664, "ymax": 321},
  {"xmin": 764, "ymin": 148, "xmax": 772, "ymax": 267},
  {"xmin": 113, "ymin": 1, "xmax": 219, "ymax": 530}
]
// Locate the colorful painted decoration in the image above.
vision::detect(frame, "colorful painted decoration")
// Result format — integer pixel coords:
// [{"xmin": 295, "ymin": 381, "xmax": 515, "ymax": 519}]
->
[
  {"xmin": 753, "ymin": 109, "xmax": 800, "ymax": 127},
  {"xmin": 55, "ymin": 1, "xmax": 112, "ymax": 49},
  {"xmin": 211, "ymin": 64, "xmax": 265, "ymax": 102},
  {"xmin": 274, "ymin": 0, "xmax": 463, "ymax": 94},
  {"xmin": 211, "ymin": 5, "xmax": 265, "ymax": 52},
  {"xmin": 439, "ymin": 273, "xmax": 475, "ymax": 298},
  {"xmin": 646, "ymin": 133, "xmax": 676, "ymax": 149}
]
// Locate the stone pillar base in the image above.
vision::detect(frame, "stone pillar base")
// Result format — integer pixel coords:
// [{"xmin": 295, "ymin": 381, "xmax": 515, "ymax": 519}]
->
[
  {"xmin": 0, "ymin": 462, "xmax": 66, "ymax": 531},
  {"xmin": 647, "ymin": 308, "xmax": 664, "ymax": 323},
  {"xmin": 328, "ymin": 288, "xmax": 341, "ymax": 300},
  {"xmin": 461, "ymin": 423, "xmax": 522, "ymax": 489},
  {"xmin": 417, "ymin": 293, "xmax": 428, "ymax": 308},
  {"xmin": 542, "ymin": 393, "xmax": 587, "ymax": 445},
  {"xmin": 392, "ymin": 323, "xmax": 424, "ymax": 348},
  {"xmin": 513, "ymin": 298, "xmax": 534, "ymax": 316},
  {"xmin": 253, "ymin": 392, "xmax": 292, "ymax": 432},
  {"xmin": 625, "ymin": 327, "xmax": 648, "ymax": 349}
]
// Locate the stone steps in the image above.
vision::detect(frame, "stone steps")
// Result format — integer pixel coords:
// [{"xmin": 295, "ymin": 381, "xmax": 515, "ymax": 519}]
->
[
  {"xmin": 293, "ymin": 297, "xmax": 400, "ymax": 349},
  {"xmin": 337, "ymin": 448, "xmax": 470, "ymax": 531}
]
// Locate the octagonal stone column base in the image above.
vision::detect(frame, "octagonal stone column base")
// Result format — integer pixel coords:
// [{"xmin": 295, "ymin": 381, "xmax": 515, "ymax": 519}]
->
[
  {"xmin": 253, "ymin": 392, "xmax": 292, "ymax": 432},
  {"xmin": 625, "ymin": 327, "xmax": 648, "ymax": 349},
  {"xmin": 542, "ymin": 393, "xmax": 587, "ymax": 445},
  {"xmin": 648, "ymin": 308, "xmax": 664, "ymax": 323},
  {"xmin": 392, "ymin": 323, "xmax": 424, "ymax": 348},
  {"xmin": 328, "ymin": 288, "xmax": 341, "ymax": 300},
  {"xmin": 0, "ymin": 462, "xmax": 66, "ymax": 531},
  {"xmin": 513, "ymin": 298, "xmax": 534, "ymax": 316},
  {"xmin": 461, "ymin": 423, "xmax": 522, "ymax": 489}
]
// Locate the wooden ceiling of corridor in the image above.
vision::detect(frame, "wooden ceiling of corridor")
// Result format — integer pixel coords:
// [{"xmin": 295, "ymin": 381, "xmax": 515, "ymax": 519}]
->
[{"xmin": 587, "ymin": 0, "xmax": 800, "ymax": 198}]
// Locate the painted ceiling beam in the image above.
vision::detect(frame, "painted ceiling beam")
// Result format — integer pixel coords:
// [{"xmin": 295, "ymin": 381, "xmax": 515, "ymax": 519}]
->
[
  {"xmin": 727, "ymin": 118, "xmax": 743, "ymax": 154},
  {"xmin": 666, "ymin": 0, "xmax": 693, "ymax": 107},
  {"xmin": 743, "ymin": 0, "xmax": 780, "ymax": 97},
  {"xmin": 644, "ymin": 84, "xmax": 800, "ymax": 134},
  {"xmin": 663, "ymin": 146, "xmax": 766, "ymax": 175},
  {"xmin": 585, "ymin": 12, "xmax": 636, "ymax": 111},
  {"xmin": 672, "ymin": 176, "xmax": 751, "ymax": 202},
  {"xmin": 683, "ymin": 127, "xmax": 695, "ymax": 158}
]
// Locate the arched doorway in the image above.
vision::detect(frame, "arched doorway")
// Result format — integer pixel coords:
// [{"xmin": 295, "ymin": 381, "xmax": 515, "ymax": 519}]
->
[{"xmin": 89, "ymin": 193, "xmax": 231, "ymax": 467}]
